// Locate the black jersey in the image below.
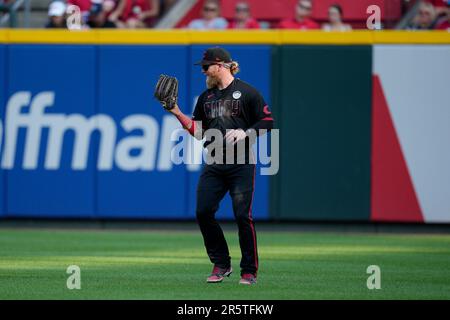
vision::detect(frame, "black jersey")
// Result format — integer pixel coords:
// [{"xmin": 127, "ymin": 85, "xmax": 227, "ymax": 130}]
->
[
  {"xmin": 192, "ymin": 78, "xmax": 274, "ymax": 163},
  {"xmin": 192, "ymin": 78, "xmax": 273, "ymax": 133}
]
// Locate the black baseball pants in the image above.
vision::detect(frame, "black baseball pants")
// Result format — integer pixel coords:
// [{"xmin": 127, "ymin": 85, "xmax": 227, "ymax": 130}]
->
[{"xmin": 196, "ymin": 163, "xmax": 258, "ymax": 276}]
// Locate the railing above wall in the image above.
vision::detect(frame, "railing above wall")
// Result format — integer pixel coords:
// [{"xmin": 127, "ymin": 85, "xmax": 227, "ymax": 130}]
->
[
  {"xmin": 0, "ymin": 30, "xmax": 449, "ymax": 45},
  {"xmin": 0, "ymin": 0, "xmax": 31, "ymax": 28}
]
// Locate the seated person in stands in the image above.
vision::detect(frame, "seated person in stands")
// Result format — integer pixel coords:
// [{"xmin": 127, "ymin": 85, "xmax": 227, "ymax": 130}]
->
[
  {"xmin": 87, "ymin": 0, "xmax": 117, "ymax": 28},
  {"xmin": 228, "ymin": 1, "xmax": 260, "ymax": 29},
  {"xmin": 322, "ymin": 4, "xmax": 351, "ymax": 31},
  {"xmin": 46, "ymin": 1, "xmax": 67, "ymax": 28},
  {"xmin": 108, "ymin": 0, "xmax": 160, "ymax": 28},
  {"xmin": 278, "ymin": 0, "xmax": 319, "ymax": 30},
  {"xmin": 408, "ymin": 1, "xmax": 438, "ymax": 29},
  {"xmin": 67, "ymin": 0, "xmax": 92, "ymax": 17},
  {"xmin": 426, "ymin": 0, "xmax": 448, "ymax": 17},
  {"xmin": 435, "ymin": 1, "xmax": 450, "ymax": 30},
  {"xmin": 188, "ymin": 0, "xmax": 228, "ymax": 29},
  {"xmin": 66, "ymin": 0, "xmax": 120, "ymax": 27}
]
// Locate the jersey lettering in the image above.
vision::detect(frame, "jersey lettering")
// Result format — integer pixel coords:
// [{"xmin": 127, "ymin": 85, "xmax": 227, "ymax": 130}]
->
[{"xmin": 203, "ymin": 99, "xmax": 242, "ymax": 119}]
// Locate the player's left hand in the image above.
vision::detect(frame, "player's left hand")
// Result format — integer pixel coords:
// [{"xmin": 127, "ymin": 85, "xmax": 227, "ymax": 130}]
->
[
  {"xmin": 154, "ymin": 74, "xmax": 178, "ymax": 111},
  {"xmin": 225, "ymin": 129, "xmax": 247, "ymax": 145}
]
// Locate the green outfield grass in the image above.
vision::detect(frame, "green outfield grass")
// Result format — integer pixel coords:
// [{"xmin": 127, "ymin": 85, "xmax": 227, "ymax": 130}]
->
[{"xmin": 0, "ymin": 227, "xmax": 449, "ymax": 300}]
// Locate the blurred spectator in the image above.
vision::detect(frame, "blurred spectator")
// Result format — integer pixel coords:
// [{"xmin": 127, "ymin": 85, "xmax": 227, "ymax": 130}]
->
[
  {"xmin": 322, "ymin": 4, "xmax": 351, "ymax": 31},
  {"xmin": 278, "ymin": 0, "xmax": 319, "ymax": 30},
  {"xmin": 408, "ymin": 1, "xmax": 438, "ymax": 29},
  {"xmin": 68, "ymin": 0, "xmax": 91, "ymax": 12},
  {"xmin": 228, "ymin": 2, "xmax": 260, "ymax": 29},
  {"xmin": 188, "ymin": 0, "xmax": 228, "ymax": 30},
  {"xmin": 109, "ymin": 0, "xmax": 160, "ymax": 28},
  {"xmin": 435, "ymin": 1, "xmax": 450, "ymax": 30},
  {"xmin": 87, "ymin": 0, "xmax": 117, "ymax": 28},
  {"xmin": 46, "ymin": 1, "xmax": 67, "ymax": 28},
  {"xmin": 67, "ymin": 0, "xmax": 92, "ymax": 23},
  {"xmin": 103, "ymin": 0, "xmax": 119, "ymax": 15},
  {"xmin": 425, "ymin": 0, "xmax": 448, "ymax": 17}
]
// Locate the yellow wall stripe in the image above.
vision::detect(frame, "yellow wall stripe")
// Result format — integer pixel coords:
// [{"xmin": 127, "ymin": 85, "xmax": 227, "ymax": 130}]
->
[
  {"xmin": 97, "ymin": 30, "xmax": 190, "ymax": 44},
  {"xmin": 6, "ymin": 29, "xmax": 98, "ymax": 44},
  {"xmin": 372, "ymin": 30, "xmax": 450, "ymax": 44},
  {"xmin": 187, "ymin": 30, "xmax": 280, "ymax": 44},
  {"xmin": 0, "ymin": 29, "xmax": 449, "ymax": 45},
  {"xmin": 280, "ymin": 30, "xmax": 374, "ymax": 44}
]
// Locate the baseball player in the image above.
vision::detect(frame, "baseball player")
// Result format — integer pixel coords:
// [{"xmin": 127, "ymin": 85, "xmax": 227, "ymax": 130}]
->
[{"xmin": 154, "ymin": 47, "xmax": 274, "ymax": 285}]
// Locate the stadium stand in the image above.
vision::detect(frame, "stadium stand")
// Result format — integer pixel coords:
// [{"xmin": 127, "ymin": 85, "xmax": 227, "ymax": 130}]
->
[
  {"xmin": 0, "ymin": 0, "xmax": 447, "ymax": 30},
  {"xmin": 176, "ymin": 0, "xmax": 404, "ymax": 29}
]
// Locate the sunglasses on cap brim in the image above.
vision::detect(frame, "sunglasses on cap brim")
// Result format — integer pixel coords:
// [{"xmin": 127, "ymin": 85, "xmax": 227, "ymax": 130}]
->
[
  {"xmin": 201, "ymin": 62, "xmax": 231, "ymax": 71},
  {"xmin": 202, "ymin": 64, "xmax": 215, "ymax": 71}
]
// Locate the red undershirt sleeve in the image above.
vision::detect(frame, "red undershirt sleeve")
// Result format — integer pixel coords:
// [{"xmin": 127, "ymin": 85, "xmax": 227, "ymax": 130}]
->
[{"xmin": 175, "ymin": 112, "xmax": 196, "ymax": 136}]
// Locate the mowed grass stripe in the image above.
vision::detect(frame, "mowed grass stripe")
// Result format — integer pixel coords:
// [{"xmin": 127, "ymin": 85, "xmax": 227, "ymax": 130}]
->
[{"xmin": 0, "ymin": 229, "xmax": 449, "ymax": 299}]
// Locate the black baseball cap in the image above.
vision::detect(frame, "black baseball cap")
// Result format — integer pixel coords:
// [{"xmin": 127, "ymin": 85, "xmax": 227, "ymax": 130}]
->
[{"xmin": 194, "ymin": 47, "xmax": 232, "ymax": 66}]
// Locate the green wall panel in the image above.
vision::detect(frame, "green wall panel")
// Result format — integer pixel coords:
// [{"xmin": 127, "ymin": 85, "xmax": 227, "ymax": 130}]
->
[{"xmin": 272, "ymin": 45, "xmax": 372, "ymax": 221}]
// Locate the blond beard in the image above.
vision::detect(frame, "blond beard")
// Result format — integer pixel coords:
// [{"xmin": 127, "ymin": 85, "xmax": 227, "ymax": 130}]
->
[{"xmin": 206, "ymin": 75, "xmax": 220, "ymax": 89}]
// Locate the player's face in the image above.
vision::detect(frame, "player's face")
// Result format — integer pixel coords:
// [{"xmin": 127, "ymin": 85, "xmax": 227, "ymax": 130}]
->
[
  {"xmin": 202, "ymin": 64, "xmax": 224, "ymax": 82},
  {"xmin": 202, "ymin": 63, "xmax": 220, "ymax": 74},
  {"xmin": 202, "ymin": 64, "xmax": 221, "ymax": 89}
]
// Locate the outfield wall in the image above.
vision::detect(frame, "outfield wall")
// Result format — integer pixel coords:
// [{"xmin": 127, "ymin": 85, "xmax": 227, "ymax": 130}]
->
[
  {"xmin": 0, "ymin": 30, "xmax": 449, "ymax": 223},
  {"xmin": 372, "ymin": 45, "xmax": 450, "ymax": 223},
  {"xmin": 0, "ymin": 43, "xmax": 271, "ymax": 220},
  {"xmin": 271, "ymin": 45, "xmax": 372, "ymax": 222}
]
